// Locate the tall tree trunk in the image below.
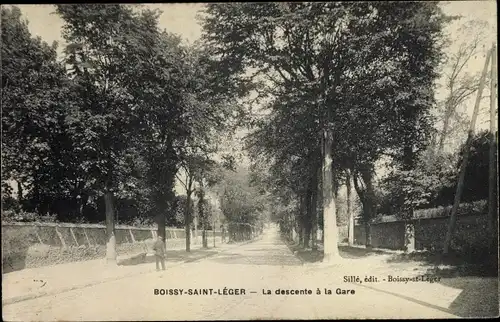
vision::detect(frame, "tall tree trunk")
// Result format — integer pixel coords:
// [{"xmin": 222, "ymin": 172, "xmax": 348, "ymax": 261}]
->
[
  {"xmin": 16, "ymin": 180, "xmax": 23, "ymax": 202},
  {"xmin": 298, "ymin": 194, "xmax": 305, "ymax": 246},
  {"xmin": 346, "ymin": 170, "xmax": 354, "ymax": 246},
  {"xmin": 198, "ymin": 181, "xmax": 208, "ymax": 248},
  {"xmin": 104, "ymin": 190, "xmax": 116, "ymax": 263},
  {"xmin": 361, "ymin": 169, "xmax": 375, "ymax": 248},
  {"xmin": 157, "ymin": 213, "xmax": 166, "ymax": 241},
  {"xmin": 364, "ymin": 222, "xmax": 372, "ymax": 248},
  {"xmin": 79, "ymin": 194, "xmax": 89, "ymax": 218},
  {"xmin": 437, "ymin": 100, "xmax": 453, "ymax": 154},
  {"xmin": 353, "ymin": 166, "xmax": 375, "ymax": 248},
  {"xmin": 322, "ymin": 129, "xmax": 339, "ymax": 262},
  {"xmin": 488, "ymin": 44, "xmax": 498, "ymax": 236},
  {"xmin": 334, "ymin": 182, "xmax": 340, "ymax": 225},
  {"xmin": 156, "ymin": 187, "xmax": 175, "ymax": 242},
  {"xmin": 185, "ymin": 189, "xmax": 192, "ymax": 252},
  {"xmin": 402, "ymin": 141, "xmax": 416, "ymax": 222},
  {"xmin": 304, "ymin": 184, "xmax": 313, "ymax": 249},
  {"xmin": 444, "ymin": 48, "xmax": 491, "ymax": 255},
  {"xmin": 332, "ymin": 165, "xmax": 340, "ymax": 222},
  {"xmin": 194, "ymin": 209, "xmax": 199, "ymax": 245},
  {"xmin": 311, "ymin": 165, "xmax": 319, "ymax": 251}
]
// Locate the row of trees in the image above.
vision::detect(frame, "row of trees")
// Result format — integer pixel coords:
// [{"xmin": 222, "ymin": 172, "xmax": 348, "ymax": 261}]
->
[
  {"xmin": 217, "ymin": 166, "xmax": 268, "ymax": 242},
  {"xmin": 201, "ymin": 2, "xmax": 450, "ymax": 261},
  {"xmin": 1, "ymin": 5, "xmax": 252, "ymax": 260},
  {"xmin": 200, "ymin": 3, "xmax": 496, "ymax": 261}
]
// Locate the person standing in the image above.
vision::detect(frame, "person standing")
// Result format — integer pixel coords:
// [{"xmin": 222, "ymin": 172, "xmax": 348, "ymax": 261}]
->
[{"xmin": 153, "ymin": 236, "xmax": 166, "ymax": 271}]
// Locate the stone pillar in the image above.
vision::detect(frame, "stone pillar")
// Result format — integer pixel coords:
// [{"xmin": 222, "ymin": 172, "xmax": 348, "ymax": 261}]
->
[
  {"xmin": 404, "ymin": 222, "xmax": 415, "ymax": 253},
  {"xmin": 202, "ymin": 230, "xmax": 208, "ymax": 248}
]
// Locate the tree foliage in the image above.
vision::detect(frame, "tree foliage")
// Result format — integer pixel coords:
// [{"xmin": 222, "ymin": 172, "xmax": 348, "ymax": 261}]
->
[
  {"xmin": 379, "ymin": 130, "xmax": 496, "ymax": 218},
  {"xmin": 2, "ymin": 5, "xmax": 241, "ymax": 235},
  {"xmin": 216, "ymin": 167, "xmax": 266, "ymax": 227},
  {"xmin": 1, "ymin": 6, "xmax": 88, "ymax": 220},
  {"xmin": 201, "ymin": 2, "xmax": 450, "ymax": 248},
  {"xmin": 434, "ymin": 19, "xmax": 492, "ymax": 153}
]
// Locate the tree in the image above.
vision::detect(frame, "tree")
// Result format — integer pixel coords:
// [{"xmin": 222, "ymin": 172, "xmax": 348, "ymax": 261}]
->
[
  {"xmin": 177, "ymin": 154, "xmax": 214, "ymax": 251},
  {"xmin": 173, "ymin": 42, "xmax": 241, "ymax": 251},
  {"xmin": 243, "ymin": 68, "xmax": 325, "ymax": 248},
  {"xmin": 442, "ymin": 47, "xmax": 491, "ymax": 255},
  {"xmin": 171, "ymin": 195, "xmax": 189, "ymax": 228},
  {"xmin": 124, "ymin": 26, "xmax": 190, "ymax": 242},
  {"xmin": 434, "ymin": 19, "xmax": 492, "ymax": 154},
  {"xmin": 1, "ymin": 6, "xmax": 89, "ymax": 221},
  {"xmin": 55, "ymin": 4, "xmax": 166, "ymax": 263},
  {"xmin": 459, "ymin": 130, "xmax": 497, "ymax": 203},
  {"xmin": 203, "ymin": 2, "xmax": 450, "ymax": 261}
]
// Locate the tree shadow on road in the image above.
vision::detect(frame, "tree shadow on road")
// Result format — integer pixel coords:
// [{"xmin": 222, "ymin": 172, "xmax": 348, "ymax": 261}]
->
[
  {"xmin": 359, "ymin": 248, "xmax": 499, "ymax": 318},
  {"xmin": 285, "ymin": 237, "xmax": 499, "ymax": 318},
  {"xmin": 285, "ymin": 239, "xmax": 394, "ymax": 263},
  {"xmin": 439, "ymin": 276, "xmax": 499, "ymax": 318},
  {"xmin": 117, "ymin": 249, "xmax": 218, "ymax": 266},
  {"xmin": 385, "ymin": 251, "xmax": 499, "ymax": 318},
  {"xmin": 386, "ymin": 249, "xmax": 498, "ymax": 277},
  {"xmin": 338, "ymin": 245, "xmax": 394, "ymax": 259}
]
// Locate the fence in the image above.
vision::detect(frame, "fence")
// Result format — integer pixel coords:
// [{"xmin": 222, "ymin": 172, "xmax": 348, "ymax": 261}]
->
[{"xmin": 2, "ymin": 222, "xmax": 222, "ymax": 273}]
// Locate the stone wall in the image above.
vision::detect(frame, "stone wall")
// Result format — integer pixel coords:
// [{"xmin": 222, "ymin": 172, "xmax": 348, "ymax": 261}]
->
[
  {"xmin": 369, "ymin": 221, "xmax": 406, "ymax": 250},
  {"xmin": 352, "ymin": 212, "xmax": 491, "ymax": 255},
  {"xmin": 413, "ymin": 213, "xmax": 490, "ymax": 252},
  {"xmin": 353, "ymin": 224, "xmax": 366, "ymax": 246},
  {"xmin": 2, "ymin": 222, "xmax": 221, "ymax": 273}
]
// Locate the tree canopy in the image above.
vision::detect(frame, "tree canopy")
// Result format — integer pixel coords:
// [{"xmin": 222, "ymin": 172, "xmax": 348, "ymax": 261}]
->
[{"xmin": 201, "ymin": 2, "xmax": 451, "ymax": 253}]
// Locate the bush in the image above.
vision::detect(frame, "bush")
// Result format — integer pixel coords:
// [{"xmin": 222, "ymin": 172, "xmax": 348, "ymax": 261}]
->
[
  {"xmin": 1, "ymin": 210, "xmax": 57, "ymax": 223},
  {"xmin": 378, "ymin": 132, "xmax": 496, "ymax": 217},
  {"xmin": 413, "ymin": 200, "xmax": 487, "ymax": 219},
  {"xmin": 457, "ymin": 130, "xmax": 497, "ymax": 203},
  {"xmin": 379, "ymin": 151, "xmax": 457, "ymax": 218},
  {"xmin": 125, "ymin": 216, "xmax": 156, "ymax": 228}
]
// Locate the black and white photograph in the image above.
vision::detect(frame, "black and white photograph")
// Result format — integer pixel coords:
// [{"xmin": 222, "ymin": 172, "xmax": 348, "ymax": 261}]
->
[{"xmin": 1, "ymin": 2, "xmax": 498, "ymax": 320}]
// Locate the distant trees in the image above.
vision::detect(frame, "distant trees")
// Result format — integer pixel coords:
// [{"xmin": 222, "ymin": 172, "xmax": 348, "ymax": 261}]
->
[{"xmin": 215, "ymin": 167, "xmax": 266, "ymax": 242}]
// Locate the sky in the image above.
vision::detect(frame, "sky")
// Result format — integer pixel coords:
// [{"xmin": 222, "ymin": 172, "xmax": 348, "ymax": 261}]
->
[
  {"xmin": 15, "ymin": 2, "xmax": 496, "ymax": 129},
  {"xmin": 6, "ymin": 2, "xmax": 498, "ymax": 195},
  {"xmin": 16, "ymin": 3, "xmax": 205, "ymax": 46}
]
